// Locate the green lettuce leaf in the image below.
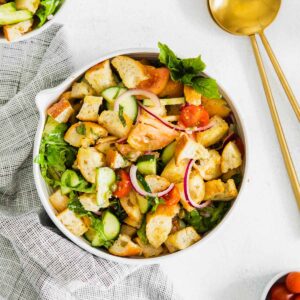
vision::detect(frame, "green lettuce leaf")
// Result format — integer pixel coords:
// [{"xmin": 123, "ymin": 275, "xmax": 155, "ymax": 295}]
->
[
  {"xmin": 36, "ymin": 0, "xmax": 63, "ymax": 28},
  {"xmin": 137, "ymin": 218, "xmax": 148, "ymax": 244}
]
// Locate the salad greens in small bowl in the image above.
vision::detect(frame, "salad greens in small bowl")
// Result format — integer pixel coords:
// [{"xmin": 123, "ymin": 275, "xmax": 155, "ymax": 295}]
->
[
  {"xmin": 33, "ymin": 44, "xmax": 248, "ymax": 264},
  {"xmin": 0, "ymin": 0, "xmax": 65, "ymax": 43}
]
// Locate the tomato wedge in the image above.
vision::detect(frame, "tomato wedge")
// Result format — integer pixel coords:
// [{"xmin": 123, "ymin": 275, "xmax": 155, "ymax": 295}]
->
[
  {"xmin": 113, "ymin": 170, "xmax": 131, "ymax": 198},
  {"xmin": 179, "ymin": 104, "xmax": 210, "ymax": 128},
  {"xmin": 163, "ymin": 186, "xmax": 181, "ymax": 206},
  {"xmin": 286, "ymin": 272, "xmax": 300, "ymax": 293}
]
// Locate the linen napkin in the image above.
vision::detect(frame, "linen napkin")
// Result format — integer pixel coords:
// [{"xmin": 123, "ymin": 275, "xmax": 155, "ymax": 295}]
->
[{"xmin": 0, "ymin": 24, "xmax": 180, "ymax": 300}]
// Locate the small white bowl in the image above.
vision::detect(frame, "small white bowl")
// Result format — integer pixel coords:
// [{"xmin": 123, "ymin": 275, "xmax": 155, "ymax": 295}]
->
[
  {"xmin": 0, "ymin": 0, "xmax": 67, "ymax": 44},
  {"xmin": 33, "ymin": 48, "xmax": 249, "ymax": 265}
]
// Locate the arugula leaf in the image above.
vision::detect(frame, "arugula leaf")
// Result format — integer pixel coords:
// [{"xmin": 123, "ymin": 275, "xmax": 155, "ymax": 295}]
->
[
  {"xmin": 137, "ymin": 219, "xmax": 148, "ymax": 244},
  {"xmin": 76, "ymin": 123, "xmax": 86, "ymax": 135},
  {"xmin": 158, "ymin": 42, "xmax": 221, "ymax": 99},
  {"xmin": 118, "ymin": 105, "xmax": 126, "ymax": 127},
  {"xmin": 36, "ymin": 0, "xmax": 63, "ymax": 28}
]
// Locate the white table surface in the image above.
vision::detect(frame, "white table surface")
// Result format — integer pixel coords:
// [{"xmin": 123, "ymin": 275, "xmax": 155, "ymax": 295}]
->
[{"xmin": 56, "ymin": 1, "xmax": 300, "ymax": 299}]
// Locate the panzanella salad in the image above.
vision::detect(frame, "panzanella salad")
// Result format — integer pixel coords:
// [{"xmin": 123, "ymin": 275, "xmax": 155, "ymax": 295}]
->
[
  {"xmin": 36, "ymin": 43, "xmax": 244, "ymax": 258},
  {"xmin": 0, "ymin": 0, "xmax": 63, "ymax": 41}
]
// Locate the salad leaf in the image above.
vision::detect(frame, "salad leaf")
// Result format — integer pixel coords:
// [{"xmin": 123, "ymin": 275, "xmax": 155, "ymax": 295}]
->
[
  {"xmin": 36, "ymin": 0, "xmax": 63, "ymax": 28},
  {"xmin": 68, "ymin": 192, "xmax": 91, "ymax": 217},
  {"xmin": 232, "ymin": 173, "xmax": 243, "ymax": 188},
  {"xmin": 76, "ymin": 123, "xmax": 86, "ymax": 135},
  {"xmin": 137, "ymin": 219, "xmax": 148, "ymax": 244},
  {"xmin": 109, "ymin": 198, "xmax": 127, "ymax": 222},
  {"xmin": 118, "ymin": 105, "xmax": 126, "ymax": 127},
  {"xmin": 91, "ymin": 217, "xmax": 114, "ymax": 249},
  {"xmin": 158, "ymin": 42, "xmax": 221, "ymax": 99}
]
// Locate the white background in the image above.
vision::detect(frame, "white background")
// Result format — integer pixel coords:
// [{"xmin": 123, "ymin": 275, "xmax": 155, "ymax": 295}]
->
[{"xmin": 57, "ymin": 1, "xmax": 300, "ymax": 299}]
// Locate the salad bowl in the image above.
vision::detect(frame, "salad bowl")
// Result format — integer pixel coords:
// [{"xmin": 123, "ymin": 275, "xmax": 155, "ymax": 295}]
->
[{"xmin": 33, "ymin": 48, "xmax": 249, "ymax": 264}]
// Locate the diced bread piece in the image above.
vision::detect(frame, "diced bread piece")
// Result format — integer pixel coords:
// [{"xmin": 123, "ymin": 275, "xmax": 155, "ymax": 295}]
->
[
  {"xmin": 158, "ymin": 79, "xmax": 183, "ymax": 98},
  {"xmin": 3, "ymin": 19, "xmax": 33, "ymax": 42},
  {"xmin": 111, "ymin": 56, "xmax": 149, "ymax": 88},
  {"xmin": 202, "ymin": 97, "xmax": 231, "ymax": 118},
  {"xmin": 59, "ymin": 91, "xmax": 72, "ymax": 102},
  {"xmin": 197, "ymin": 149, "xmax": 222, "ymax": 180},
  {"xmin": 95, "ymin": 136, "xmax": 118, "ymax": 154},
  {"xmin": 176, "ymin": 169, "xmax": 205, "ymax": 212},
  {"xmin": 204, "ymin": 179, "xmax": 238, "ymax": 201},
  {"xmin": 161, "ymin": 158, "xmax": 188, "ymax": 183},
  {"xmin": 196, "ymin": 115, "xmax": 229, "ymax": 147},
  {"xmin": 108, "ymin": 234, "xmax": 142, "ymax": 257},
  {"xmin": 221, "ymin": 141, "xmax": 242, "ymax": 173},
  {"xmin": 15, "ymin": 0, "xmax": 40, "ymax": 13},
  {"xmin": 64, "ymin": 122, "xmax": 107, "ymax": 147},
  {"xmin": 124, "ymin": 217, "xmax": 142, "ymax": 229},
  {"xmin": 76, "ymin": 96, "xmax": 103, "ymax": 122},
  {"xmin": 71, "ymin": 81, "xmax": 95, "ymax": 99},
  {"xmin": 57, "ymin": 209, "xmax": 88, "ymax": 236},
  {"xmin": 78, "ymin": 193, "xmax": 99, "ymax": 212},
  {"xmin": 134, "ymin": 237, "xmax": 164, "ymax": 258},
  {"xmin": 145, "ymin": 175, "xmax": 170, "ymax": 193},
  {"xmin": 165, "ymin": 227, "xmax": 200, "ymax": 253},
  {"xmin": 146, "ymin": 204, "xmax": 179, "ymax": 248},
  {"xmin": 49, "ymin": 189, "xmax": 68, "ymax": 213},
  {"xmin": 175, "ymin": 134, "xmax": 209, "ymax": 164},
  {"xmin": 84, "ymin": 60, "xmax": 116, "ymax": 94},
  {"xmin": 184, "ymin": 85, "xmax": 201, "ymax": 106},
  {"xmin": 77, "ymin": 147, "xmax": 105, "ymax": 183},
  {"xmin": 115, "ymin": 143, "xmax": 143, "ymax": 162},
  {"xmin": 106, "ymin": 149, "xmax": 130, "ymax": 169},
  {"xmin": 120, "ymin": 224, "xmax": 137, "ymax": 237},
  {"xmin": 120, "ymin": 191, "xmax": 142, "ymax": 222},
  {"xmin": 47, "ymin": 100, "xmax": 74, "ymax": 123},
  {"xmin": 98, "ymin": 110, "xmax": 133, "ymax": 138}
]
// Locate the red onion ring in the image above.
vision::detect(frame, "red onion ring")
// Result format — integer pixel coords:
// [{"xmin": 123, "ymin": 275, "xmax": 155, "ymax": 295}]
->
[
  {"xmin": 139, "ymin": 104, "xmax": 213, "ymax": 133},
  {"xmin": 184, "ymin": 159, "xmax": 211, "ymax": 209},
  {"xmin": 116, "ymin": 137, "xmax": 127, "ymax": 144},
  {"xmin": 129, "ymin": 165, "xmax": 174, "ymax": 198}
]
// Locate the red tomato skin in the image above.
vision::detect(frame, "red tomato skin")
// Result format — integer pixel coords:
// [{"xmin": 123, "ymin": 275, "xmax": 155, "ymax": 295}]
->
[
  {"xmin": 293, "ymin": 295, "xmax": 300, "ymax": 300},
  {"xmin": 286, "ymin": 272, "xmax": 300, "ymax": 293},
  {"xmin": 179, "ymin": 105, "xmax": 209, "ymax": 128},
  {"xmin": 269, "ymin": 283, "xmax": 294, "ymax": 300},
  {"xmin": 113, "ymin": 170, "xmax": 131, "ymax": 198},
  {"xmin": 235, "ymin": 137, "xmax": 245, "ymax": 157},
  {"xmin": 162, "ymin": 186, "xmax": 181, "ymax": 206}
]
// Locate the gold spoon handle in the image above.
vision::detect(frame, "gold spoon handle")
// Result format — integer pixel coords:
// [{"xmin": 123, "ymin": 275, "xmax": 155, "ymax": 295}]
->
[
  {"xmin": 250, "ymin": 34, "xmax": 300, "ymax": 209},
  {"xmin": 259, "ymin": 31, "xmax": 300, "ymax": 122}
]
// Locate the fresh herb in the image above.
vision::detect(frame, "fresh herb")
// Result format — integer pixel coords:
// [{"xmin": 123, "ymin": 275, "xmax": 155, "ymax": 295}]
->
[
  {"xmin": 76, "ymin": 123, "xmax": 86, "ymax": 135},
  {"xmin": 158, "ymin": 42, "xmax": 221, "ymax": 99},
  {"xmin": 137, "ymin": 219, "xmax": 148, "ymax": 244},
  {"xmin": 184, "ymin": 202, "xmax": 231, "ymax": 234},
  {"xmin": 36, "ymin": 0, "xmax": 63, "ymax": 28},
  {"xmin": 109, "ymin": 198, "xmax": 127, "ymax": 222},
  {"xmin": 150, "ymin": 197, "xmax": 165, "ymax": 212},
  {"xmin": 118, "ymin": 105, "xmax": 126, "ymax": 127},
  {"xmin": 68, "ymin": 192, "xmax": 91, "ymax": 217}
]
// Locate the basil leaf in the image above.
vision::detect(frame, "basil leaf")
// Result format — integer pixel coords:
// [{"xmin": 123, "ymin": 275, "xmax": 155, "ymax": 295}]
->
[
  {"xmin": 192, "ymin": 77, "xmax": 221, "ymax": 99},
  {"xmin": 118, "ymin": 105, "xmax": 126, "ymax": 127},
  {"xmin": 137, "ymin": 219, "xmax": 148, "ymax": 244},
  {"xmin": 76, "ymin": 123, "xmax": 86, "ymax": 135}
]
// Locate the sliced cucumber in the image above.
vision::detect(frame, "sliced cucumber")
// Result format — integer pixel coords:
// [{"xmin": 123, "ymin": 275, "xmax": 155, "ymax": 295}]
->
[
  {"xmin": 137, "ymin": 155, "xmax": 157, "ymax": 175},
  {"xmin": 84, "ymin": 228, "xmax": 97, "ymax": 243},
  {"xmin": 102, "ymin": 211, "xmax": 120, "ymax": 240},
  {"xmin": 96, "ymin": 167, "xmax": 116, "ymax": 208},
  {"xmin": 61, "ymin": 170, "xmax": 80, "ymax": 187},
  {"xmin": 136, "ymin": 194, "xmax": 149, "ymax": 214},
  {"xmin": 161, "ymin": 141, "xmax": 177, "ymax": 165},
  {"xmin": 91, "ymin": 233, "xmax": 105, "ymax": 247},
  {"xmin": 101, "ymin": 86, "xmax": 126, "ymax": 110},
  {"xmin": 143, "ymin": 97, "xmax": 185, "ymax": 107}
]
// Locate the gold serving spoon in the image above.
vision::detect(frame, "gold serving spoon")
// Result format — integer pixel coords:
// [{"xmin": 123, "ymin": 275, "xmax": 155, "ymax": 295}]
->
[{"xmin": 208, "ymin": 0, "xmax": 300, "ymax": 208}]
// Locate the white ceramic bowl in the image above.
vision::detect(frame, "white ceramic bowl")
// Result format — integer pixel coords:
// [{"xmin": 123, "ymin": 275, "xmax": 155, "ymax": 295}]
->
[
  {"xmin": 0, "ymin": 0, "xmax": 67, "ymax": 44},
  {"xmin": 33, "ymin": 48, "xmax": 249, "ymax": 265}
]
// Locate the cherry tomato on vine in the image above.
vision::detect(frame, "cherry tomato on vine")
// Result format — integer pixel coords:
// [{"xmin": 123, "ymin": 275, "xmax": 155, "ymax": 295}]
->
[{"xmin": 179, "ymin": 104, "xmax": 209, "ymax": 128}]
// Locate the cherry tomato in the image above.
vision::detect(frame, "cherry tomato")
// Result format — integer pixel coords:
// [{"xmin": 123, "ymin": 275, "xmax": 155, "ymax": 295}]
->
[
  {"xmin": 235, "ymin": 137, "xmax": 245, "ymax": 157},
  {"xmin": 269, "ymin": 283, "xmax": 294, "ymax": 300},
  {"xmin": 162, "ymin": 186, "xmax": 181, "ymax": 206},
  {"xmin": 179, "ymin": 105, "xmax": 209, "ymax": 128},
  {"xmin": 293, "ymin": 295, "xmax": 300, "ymax": 300},
  {"xmin": 113, "ymin": 170, "xmax": 131, "ymax": 198},
  {"xmin": 286, "ymin": 272, "xmax": 300, "ymax": 293}
]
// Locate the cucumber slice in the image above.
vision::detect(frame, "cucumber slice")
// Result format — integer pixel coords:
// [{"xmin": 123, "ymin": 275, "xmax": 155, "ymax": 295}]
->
[
  {"xmin": 137, "ymin": 155, "xmax": 157, "ymax": 175},
  {"xmin": 61, "ymin": 186, "xmax": 71, "ymax": 195},
  {"xmin": 161, "ymin": 141, "xmax": 176, "ymax": 165},
  {"xmin": 84, "ymin": 228, "xmax": 97, "ymax": 242},
  {"xmin": 91, "ymin": 233, "xmax": 105, "ymax": 247},
  {"xmin": 102, "ymin": 211, "xmax": 120, "ymax": 240},
  {"xmin": 61, "ymin": 170, "xmax": 80, "ymax": 188},
  {"xmin": 136, "ymin": 194, "xmax": 149, "ymax": 213},
  {"xmin": 143, "ymin": 97, "xmax": 185, "ymax": 107},
  {"xmin": 96, "ymin": 167, "xmax": 116, "ymax": 208}
]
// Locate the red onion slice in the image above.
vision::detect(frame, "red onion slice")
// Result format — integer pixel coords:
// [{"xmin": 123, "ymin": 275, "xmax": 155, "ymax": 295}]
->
[
  {"xmin": 139, "ymin": 104, "xmax": 213, "ymax": 133},
  {"xmin": 129, "ymin": 165, "xmax": 174, "ymax": 198},
  {"xmin": 184, "ymin": 159, "xmax": 211, "ymax": 209}
]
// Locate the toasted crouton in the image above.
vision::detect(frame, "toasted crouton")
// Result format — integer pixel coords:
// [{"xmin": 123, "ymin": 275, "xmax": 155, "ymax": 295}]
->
[
  {"xmin": 106, "ymin": 149, "xmax": 130, "ymax": 169},
  {"xmin": 184, "ymin": 85, "xmax": 202, "ymax": 106},
  {"xmin": 76, "ymin": 96, "xmax": 103, "ymax": 122},
  {"xmin": 146, "ymin": 204, "xmax": 179, "ymax": 248},
  {"xmin": 78, "ymin": 193, "xmax": 99, "ymax": 212},
  {"xmin": 15, "ymin": 0, "xmax": 40, "ymax": 13},
  {"xmin": 197, "ymin": 149, "xmax": 222, "ymax": 180},
  {"xmin": 145, "ymin": 175, "xmax": 170, "ymax": 193},
  {"xmin": 158, "ymin": 79, "xmax": 183, "ymax": 98},
  {"xmin": 108, "ymin": 234, "xmax": 142, "ymax": 257},
  {"xmin": 84, "ymin": 60, "xmax": 116, "ymax": 94},
  {"xmin": 77, "ymin": 147, "xmax": 105, "ymax": 183},
  {"xmin": 111, "ymin": 56, "xmax": 149, "ymax": 88},
  {"xmin": 71, "ymin": 81, "xmax": 95, "ymax": 99},
  {"xmin": 57, "ymin": 209, "xmax": 88, "ymax": 236},
  {"xmin": 120, "ymin": 224, "xmax": 137, "ymax": 237},
  {"xmin": 204, "ymin": 179, "xmax": 238, "ymax": 201},
  {"xmin": 3, "ymin": 19, "xmax": 33, "ymax": 42},
  {"xmin": 221, "ymin": 141, "xmax": 242, "ymax": 173},
  {"xmin": 176, "ymin": 169, "xmax": 205, "ymax": 212},
  {"xmin": 165, "ymin": 227, "xmax": 201, "ymax": 253},
  {"xmin": 98, "ymin": 110, "xmax": 133, "ymax": 138},
  {"xmin": 175, "ymin": 134, "xmax": 209, "ymax": 164},
  {"xmin": 95, "ymin": 136, "xmax": 118, "ymax": 154},
  {"xmin": 124, "ymin": 217, "xmax": 142, "ymax": 229},
  {"xmin": 59, "ymin": 92, "xmax": 72, "ymax": 102},
  {"xmin": 120, "ymin": 191, "xmax": 142, "ymax": 222},
  {"xmin": 47, "ymin": 100, "xmax": 74, "ymax": 123},
  {"xmin": 161, "ymin": 158, "xmax": 188, "ymax": 183},
  {"xmin": 115, "ymin": 143, "xmax": 143, "ymax": 162},
  {"xmin": 196, "ymin": 115, "xmax": 229, "ymax": 147},
  {"xmin": 64, "ymin": 122, "xmax": 107, "ymax": 147},
  {"xmin": 134, "ymin": 237, "xmax": 164, "ymax": 258},
  {"xmin": 202, "ymin": 97, "xmax": 231, "ymax": 118},
  {"xmin": 49, "ymin": 189, "xmax": 69, "ymax": 213}
]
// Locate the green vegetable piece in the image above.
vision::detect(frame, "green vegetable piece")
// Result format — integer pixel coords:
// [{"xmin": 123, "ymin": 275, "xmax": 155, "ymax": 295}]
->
[
  {"xmin": 161, "ymin": 141, "xmax": 176, "ymax": 165},
  {"xmin": 137, "ymin": 155, "xmax": 157, "ymax": 175},
  {"xmin": 15, "ymin": 0, "xmax": 40, "ymax": 13},
  {"xmin": 102, "ymin": 211, "xmax": 120, "ymax": 240},
  {"xmin": 137, "ymin": 219, "xmax": 148, "ymax": 244},
  {"xmin": 96, "ymin": 167, "xmax": 116, "ymax": 208},
  {"xmin": 136, "ymin": 194, "xmax": 149, "ymax": 214},
  {"xmin": 118, "ymin": 105, "xmax": 126, "ymax": 127},
  {"xmin": 76, "ymin": 123, "xmax": 86, "ymax": 135},
  {"xmin": 84, "ymin": 228, "xmax": 97, "ymax": 243},
  {"xmin": 61, "ymin": 170, "xmax": 80, "ymax": 188},
  {"xmin": 36, "ymin": 0, "xmax": 62, "ymax": 28},
  {"xmin": 0, "ymin": 3, "xmax": 32, "ymax": 26}
]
